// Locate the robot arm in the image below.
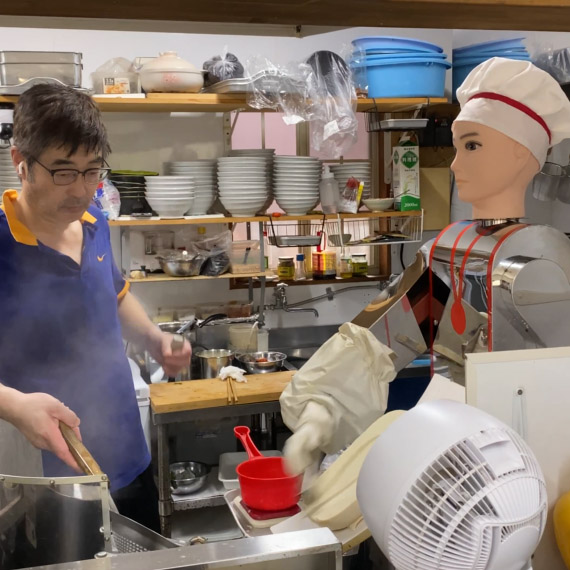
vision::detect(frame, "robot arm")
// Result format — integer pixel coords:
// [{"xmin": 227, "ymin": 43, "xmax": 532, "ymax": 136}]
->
[
  {"xmin": 493, "ymin": 256, "xmax": 570, "ymax": 349},
  {"xmin": 351, "ymin": 248, "xmax": 451, "ymax": 373},
  {"xmin": 281, "ymin": 252, "xmax": 449, "ymax": 475}
]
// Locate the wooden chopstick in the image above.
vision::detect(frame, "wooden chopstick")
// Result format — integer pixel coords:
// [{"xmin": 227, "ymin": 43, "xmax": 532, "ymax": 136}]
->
[{"xmin": 225, "ymin": 378, "xmax": 239, "ymax": 405}]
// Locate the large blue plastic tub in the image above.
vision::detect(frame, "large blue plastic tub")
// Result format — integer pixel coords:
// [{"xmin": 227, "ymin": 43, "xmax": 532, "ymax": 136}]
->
[
  {"xmin": 352, "ymin": 36, "xmax": 443, "ymax": 54},
  {"xmin": 361, "ymin": 52, "xmax": 448, "ymax": 62},
  {"xmin": 453, "ymin": 37, "xmax": 525, "ymax": 57},
  {"xmin": 452, "ymin": 54, "xmax": 531, "ymax": 99},
  {"xmin": 453, "ymin": 53, "xmax": 530, "ymax": 66},
  {"xmin": 352, "ymin": 57, "xmax": 451, "ymax": 98}
]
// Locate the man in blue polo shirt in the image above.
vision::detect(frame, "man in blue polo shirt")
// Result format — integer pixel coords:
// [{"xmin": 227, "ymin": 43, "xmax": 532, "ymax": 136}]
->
[{"xmin": 0, "ymin": 84, "xmax": 191, "ymax": 531}]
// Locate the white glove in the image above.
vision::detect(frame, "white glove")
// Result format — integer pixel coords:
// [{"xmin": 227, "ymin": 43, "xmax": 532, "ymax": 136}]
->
[
  {"xmin": 283, "ymin": 401, "xmax": 334, "ymax": 476},
  {"xmin": 218, "ymin": 366, "xmax": 247, "ymax": 383}
]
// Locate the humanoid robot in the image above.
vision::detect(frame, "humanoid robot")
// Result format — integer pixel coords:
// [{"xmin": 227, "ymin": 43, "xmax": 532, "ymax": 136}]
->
[{"xmin": 281, "ymin": 57, "xmax": 570, "ymax": 475}]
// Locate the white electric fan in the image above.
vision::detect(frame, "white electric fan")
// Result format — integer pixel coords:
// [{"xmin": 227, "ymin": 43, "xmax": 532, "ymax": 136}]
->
[{"xmin": 356, "ymin": 400, "xmax": 547, "ymax": 570}]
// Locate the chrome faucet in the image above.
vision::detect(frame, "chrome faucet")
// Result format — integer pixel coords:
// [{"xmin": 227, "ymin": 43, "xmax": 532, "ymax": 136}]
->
[{"xmin": 270, "ymin": 283, "xmax": 319, "ymax": 318}]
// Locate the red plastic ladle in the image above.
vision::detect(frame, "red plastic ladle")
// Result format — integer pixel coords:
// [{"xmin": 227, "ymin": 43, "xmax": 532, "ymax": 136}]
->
[{"xmin": 234, "ymin": 426, "xmax": 301, "ymax": 512}]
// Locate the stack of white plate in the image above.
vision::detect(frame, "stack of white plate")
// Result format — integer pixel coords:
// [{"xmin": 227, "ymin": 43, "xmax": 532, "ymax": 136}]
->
[
  {"xmin": 0, "ymin": 147, "xmax": 21, "ymax": 192},
  {"xmin": 217, "ymin": 156, "xmax": 270, "ymax": 216},
  {"xmin": 329, "ymin": 162, "xmax": 372, "ymax": 200},
  {"xmin": 229, "ymin": 149, "xmax": 275, "ymax": 213},
  {"xmin": 166, "ymin": 160, "xmax": 217, "ymax": 215},
  {"xmin": 273, "ymin": 156, "xmax": 322, "ymax": 215},
  {"xmin": 144, "ymin": 176, "xmax": 195, "ymax": 218}
]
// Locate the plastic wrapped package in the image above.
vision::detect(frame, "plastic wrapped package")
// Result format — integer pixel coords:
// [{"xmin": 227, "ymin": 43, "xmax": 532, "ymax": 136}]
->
[
  {"xmin": 533, "ymin": 45, "xmax": 570, "ymax": 86},
  {"xmin": 91, "ymin": 57, "xmax": 140, "ymax": 94},
  {"xmin": 305, "ymin": 51, "xmax": 358, "ymax": 157},
  {"xmin": 246, "ymin": 51, "xmax": 358, "ymax": 157},
  {"xmin": 191, "ymin": 230, "xmax": 232, "ymax": 276},
  {"xmin": 245, "ymin": 55, "xmax": 308, "ymax": 124},
  {"xmin": 347, "ymin": 48, "xmax": 368, "ymax": 95},
  {"xmin": 203, "ymin": 48, "xmax": 244, "ymax": 87}
]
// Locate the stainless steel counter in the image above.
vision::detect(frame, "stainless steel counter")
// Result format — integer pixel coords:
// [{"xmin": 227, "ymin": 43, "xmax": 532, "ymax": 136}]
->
[{"xmin": 22, "ymin": 528, "xmax": 342, "ymax": 570}]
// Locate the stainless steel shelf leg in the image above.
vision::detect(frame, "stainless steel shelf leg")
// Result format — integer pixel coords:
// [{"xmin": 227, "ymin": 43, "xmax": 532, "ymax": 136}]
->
[{"xmin": 157, "ymin": 423, "xmax": 172, "ymax": 537}]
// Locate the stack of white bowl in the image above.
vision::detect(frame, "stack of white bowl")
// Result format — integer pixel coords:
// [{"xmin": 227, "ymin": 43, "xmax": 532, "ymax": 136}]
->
[
  {"xmin": 229, "ymin": 149, "xmax": 275, "ymax": 213},
  {"xmin": 144, "ymin": 176, "xmax": 195, "ymax": 218},
  {"xmin": 166, "ymin": 160, "xmax": 217, "ymax": 215},
  {"xmin": 273, "ymin": 156, "xmax": 322, "ymax": 215},
  {"xmin": 217, "ymin": 156, "xmax": 270, "ymax": 216},
  {"xmin": 329, "ymin": 162, "xmax": 372, "ymax": 201},
  {"xmin": 0, "ymin": 147, "xmax": 21, "ymax": 192}
]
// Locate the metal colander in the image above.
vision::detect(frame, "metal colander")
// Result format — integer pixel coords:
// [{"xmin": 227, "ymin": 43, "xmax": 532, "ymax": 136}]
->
[{"xmin": 110, "ymin": 511, "xmax": 178, "ymax": 554}]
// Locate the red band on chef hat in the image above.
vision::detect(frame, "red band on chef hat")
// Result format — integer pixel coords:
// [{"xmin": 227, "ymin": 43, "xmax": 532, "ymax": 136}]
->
[{"xmin": 468, "ymin": 92, "xmax": 552, "ymax": 143}]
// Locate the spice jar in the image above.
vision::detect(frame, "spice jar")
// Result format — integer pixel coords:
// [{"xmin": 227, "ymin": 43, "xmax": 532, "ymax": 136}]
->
[
  {"xmin": 352, "ymin": 253, "xmax": 368, "ymax": 276},
  {"xmin": 338, "ymin": 255, "xmax": 353, "ymax": 279},
  {"xmin": 277, "ymin": 256, "xmax": 295, "ymax": 280}
]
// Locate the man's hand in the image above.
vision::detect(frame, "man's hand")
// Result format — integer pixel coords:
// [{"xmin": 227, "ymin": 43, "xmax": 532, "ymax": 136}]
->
[
  {"xmin": 4, "ymin": 391, "xmax": 82, "ymax": 472},
  {"xmin": 150, "ymin": 332, "xmax": 192, "ymax": 377}
]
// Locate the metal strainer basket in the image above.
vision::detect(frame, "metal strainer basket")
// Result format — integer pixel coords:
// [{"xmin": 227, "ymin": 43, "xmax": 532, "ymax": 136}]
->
[{"xmin": 110, "ymin": 511, "xmax": 178, "ymax": 554}]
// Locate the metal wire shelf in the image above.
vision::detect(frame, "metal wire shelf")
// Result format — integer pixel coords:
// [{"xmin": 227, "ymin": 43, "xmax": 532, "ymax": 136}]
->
[
  {"xmin": 266, "ymin": 215, "xmax": 326, "ymax": 248},
  {"xmin": 324, "ymin": 211, "xmax": 423, "ymax": 247}
]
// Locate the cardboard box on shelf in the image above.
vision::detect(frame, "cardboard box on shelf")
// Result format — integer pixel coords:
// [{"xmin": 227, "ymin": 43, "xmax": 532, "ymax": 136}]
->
[{"xmin": 420, "ymin": 167, "xmax": 451, "ymax": 231}]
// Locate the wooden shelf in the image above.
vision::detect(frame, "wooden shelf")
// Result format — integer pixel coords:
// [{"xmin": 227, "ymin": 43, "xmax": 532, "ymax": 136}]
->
[
  {"xmin": 109, "ymin": 210, "xmax": 421, "ymax": 227},
  {"xmin": 0, "ymin": 94, "xmax": 447, "ymax": 114},
  {"xmin": 128, "ymin": 271, "xmax": 267, "ymax": 283},
  {"xmin": 230, "ymin": 274, "xmax": 389, "ymax": 289}
]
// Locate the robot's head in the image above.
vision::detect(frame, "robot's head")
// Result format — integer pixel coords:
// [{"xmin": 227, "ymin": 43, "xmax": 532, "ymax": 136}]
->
[{"xmin": 452, "ymin": 58, "xmax": 570, "ymax": 217}]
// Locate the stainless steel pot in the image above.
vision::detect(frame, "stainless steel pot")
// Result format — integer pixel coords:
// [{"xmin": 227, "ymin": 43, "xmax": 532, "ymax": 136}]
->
[{"xmin": 195, "ymin": 349, "xmax": 234, "ymax": 379}]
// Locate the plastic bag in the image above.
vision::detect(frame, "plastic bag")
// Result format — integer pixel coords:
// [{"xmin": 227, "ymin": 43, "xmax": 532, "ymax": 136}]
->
[
  {"xmin": 192, "ymin": 230, "xmax": 232, "ymax": 276},
  {"xmin": 93, "ymin": 180, "xmax": 121, "ymax": 220},
  {"xmin": 245, "ymin": 51, "xmax": 358, "ymax": 157},
  {"xmin": 305, "ymin": 51, "xmax": 358, "ymax": 157},
  {"xmin": 203, "ymin": 48, "xmax": 244, "ymax": 87},
  {"xmin": 245, "ymin": 55, "xmax": 308, "ymax": 124},
  {"xmin": 533, "ymin": 45, "xmax": 570, "ymax": 85}
]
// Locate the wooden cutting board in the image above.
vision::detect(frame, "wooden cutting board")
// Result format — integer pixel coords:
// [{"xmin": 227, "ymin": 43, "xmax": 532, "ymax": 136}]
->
[{"xmin": 150, "ymin": 370, "xmax": 294, "ymax": 414}]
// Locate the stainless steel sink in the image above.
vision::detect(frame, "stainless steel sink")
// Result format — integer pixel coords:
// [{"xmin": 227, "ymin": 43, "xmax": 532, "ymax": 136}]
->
[{"xmin": 270, "ymin": 325, "xmax": 338, "ymax": 370}]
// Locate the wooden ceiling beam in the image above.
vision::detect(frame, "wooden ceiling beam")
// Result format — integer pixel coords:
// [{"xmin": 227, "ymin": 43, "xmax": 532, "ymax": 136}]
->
[{"xmin": 1, "ymin": 0, "xmax": 569, "ymax": 32}]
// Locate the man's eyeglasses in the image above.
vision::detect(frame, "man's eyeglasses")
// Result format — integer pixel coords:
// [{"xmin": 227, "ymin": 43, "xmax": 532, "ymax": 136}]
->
[{"xmin": 30, "ymin": 157, "xmax": 111, "ymax": 186}]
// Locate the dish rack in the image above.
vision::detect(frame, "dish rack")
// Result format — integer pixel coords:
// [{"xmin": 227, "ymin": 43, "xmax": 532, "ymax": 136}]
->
[
  {"xmin": 266, "ymin": 216, "xmax": 326, "ymax": 248},
  {"xmin": 324, "ymin": 212, "xmax": 423, "ymax": 247}
]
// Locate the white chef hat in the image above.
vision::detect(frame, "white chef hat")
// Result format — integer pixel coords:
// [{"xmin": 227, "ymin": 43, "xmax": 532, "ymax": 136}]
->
[{"xmin": 455, "ymin": 57, "xmax": 570, "ymax": 166}]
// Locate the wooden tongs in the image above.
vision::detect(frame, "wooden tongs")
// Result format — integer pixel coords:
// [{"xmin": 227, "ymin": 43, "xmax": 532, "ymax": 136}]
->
[
  {"xmin": 59, "ymin": 421, "xmax": 104, "ymax": 476},
  {"xmin": 59, "ymin": 421, "xmax": 119, "ymax": 511}
]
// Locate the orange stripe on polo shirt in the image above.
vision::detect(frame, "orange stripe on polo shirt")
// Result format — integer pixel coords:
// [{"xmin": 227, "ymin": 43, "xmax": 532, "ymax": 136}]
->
[
  {"xmin": 1, "ymin": 190, "xmax": 38, "ymax": 246},
  {"xmin": 1, "ymin": 189, "xmax": 98, "ymax": 246},
  {"xmin": 117, "ymin": 281, "xmax": 130, "ymax": 301}
]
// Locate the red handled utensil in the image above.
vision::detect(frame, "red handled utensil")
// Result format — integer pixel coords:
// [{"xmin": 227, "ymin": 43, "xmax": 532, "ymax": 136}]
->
[{"xmin": 234, "ymin": 426, "xmax": 301, "ymax": 512}]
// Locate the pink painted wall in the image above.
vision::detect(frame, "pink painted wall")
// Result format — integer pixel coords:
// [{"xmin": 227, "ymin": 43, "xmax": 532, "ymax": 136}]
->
[{"xmin": 231, "ymin": 112, "xmax": 297, "ymax": 155}]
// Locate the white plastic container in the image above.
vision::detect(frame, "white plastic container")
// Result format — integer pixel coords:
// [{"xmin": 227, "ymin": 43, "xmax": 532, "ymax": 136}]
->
[
  {"xmin": 218, "ymin": 451, "xmax": 281, "ymax": 489},
  {"xmin": 129, "ymin": 358, "xmax": 151, "ymax": 453},
  {"xmin": 319, "ymin": 164, "xmax": 340, "ymax": 214},
  {"xmin": 229, "ymin": 323, "xmax": 258, "ymax": 352}
]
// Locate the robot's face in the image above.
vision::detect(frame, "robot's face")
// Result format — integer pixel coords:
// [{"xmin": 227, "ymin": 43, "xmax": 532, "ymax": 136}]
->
[{"xmin": 451, "ymin": 121, "xmax": 533, "ymax": 208}]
